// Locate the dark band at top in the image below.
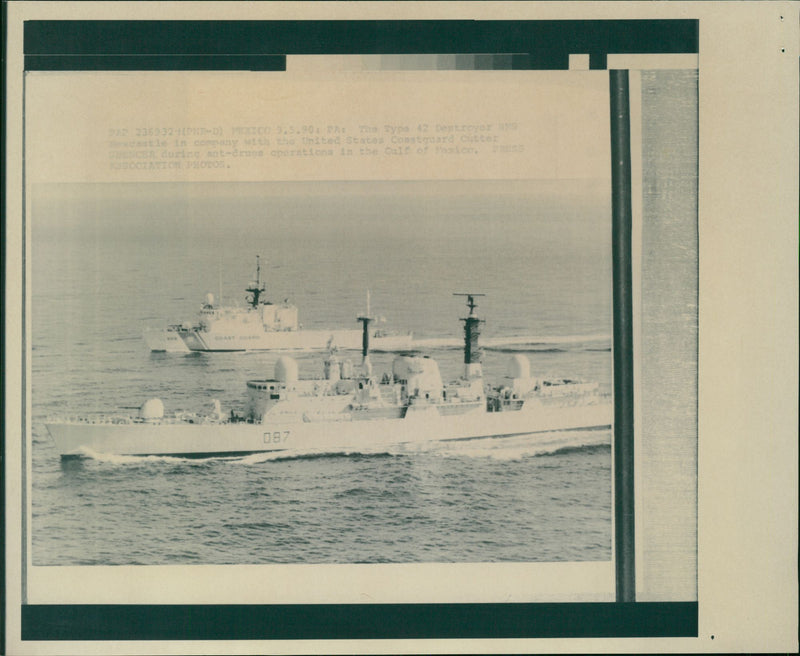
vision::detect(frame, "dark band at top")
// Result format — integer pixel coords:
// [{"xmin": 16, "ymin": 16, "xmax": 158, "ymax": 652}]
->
[{"xmin": 24, "ymin": 19, "xmax": 698, "ymax": 71}]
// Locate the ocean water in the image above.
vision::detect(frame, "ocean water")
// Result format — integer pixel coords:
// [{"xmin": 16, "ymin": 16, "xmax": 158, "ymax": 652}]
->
[{"xmin": 30, "ymin": 180, "xmax": 613, "ymax": 565}]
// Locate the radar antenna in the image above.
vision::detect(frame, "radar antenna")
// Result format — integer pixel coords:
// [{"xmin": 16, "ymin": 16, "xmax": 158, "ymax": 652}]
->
[{"xmin": 453, "ymin": 293, "xmax": 485, "ymax": 317}]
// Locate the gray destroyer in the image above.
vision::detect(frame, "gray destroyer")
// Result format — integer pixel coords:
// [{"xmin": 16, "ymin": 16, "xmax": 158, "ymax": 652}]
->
[{"xmin": 51, "ymin": 295, "xmax": 612, "ymax": 458}]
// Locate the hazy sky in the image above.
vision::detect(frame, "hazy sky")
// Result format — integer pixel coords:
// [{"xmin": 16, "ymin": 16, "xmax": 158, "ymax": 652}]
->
[{"xmin": 32, "ymin": 179, "xmax": 611, "ymax": 238}]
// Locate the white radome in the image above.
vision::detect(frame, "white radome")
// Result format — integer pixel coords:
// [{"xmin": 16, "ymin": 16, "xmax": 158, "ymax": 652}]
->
[
  {"xmin": 507, "ymin": 354, "xmax": 531, "ymax": 379},
  {"xmin": 139, "ymin": 398, "xmax": 165, "ymax": 420},
  {"xmin": 275, "ymin": 356, "xmax": 299, "ymax": 383}
]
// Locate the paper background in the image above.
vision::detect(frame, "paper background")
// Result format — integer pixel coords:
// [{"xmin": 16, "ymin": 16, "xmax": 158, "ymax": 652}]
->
[{"xmin": 4, "ymin": 1, "xmax": 798, "ymax": 653}]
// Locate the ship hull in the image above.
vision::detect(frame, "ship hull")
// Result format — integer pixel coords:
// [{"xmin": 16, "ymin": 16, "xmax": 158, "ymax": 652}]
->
[
  {"xmin": 143, "ymin": 329, "xmax": 192, "ymax": 353},
  {"xmin": 145, "ymin": 328, "xmax": 413, "ymax": 353},
  {"xmin": 47, "ymin": 402, "xmax": 612, "ymax": 458}
]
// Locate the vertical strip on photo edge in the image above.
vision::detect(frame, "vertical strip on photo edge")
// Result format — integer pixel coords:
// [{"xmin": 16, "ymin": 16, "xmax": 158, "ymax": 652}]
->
[
  {"xmin": 610, "ymin": 68, "xmax": 636, "ymax": 602},
  {"xmin": 627, "ymin": 68, "xmax": 645, "ymax": 599},
  {"xmin": 21, "ymin": 70, "xmax": 28, "ymax": 606}
]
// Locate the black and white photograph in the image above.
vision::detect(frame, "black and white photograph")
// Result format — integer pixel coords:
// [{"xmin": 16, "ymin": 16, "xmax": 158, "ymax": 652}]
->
[
  {"xmin": 4, "ymin": 2, "xmax": 797, "ymax": 654},
  {"xmin": 32, "ymin": 177, "xmax": 615, "ymax": 567},
  {"xmin": 26, "ymin": 57, "xmax": 624, "ymax": 577}
]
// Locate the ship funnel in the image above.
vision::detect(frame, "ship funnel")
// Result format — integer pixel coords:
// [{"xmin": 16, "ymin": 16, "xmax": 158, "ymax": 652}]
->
[
  {"xmin": 358, "ymin": 290, "xmax": 375, "ymax": 378},
  {"xmin": 454, "ymin": 293, "xmax": 486, "ymax": 379},
  {"xmin": 357, "ymin": 290, "xmax": 373, "ymax": 356},
  {"xmin": 357, "ymin": 315, "xmax": 372, "ymax": 358},
  {"xmin": 357, "ymin": 308, "xmax": 373, "ymax": 377}
]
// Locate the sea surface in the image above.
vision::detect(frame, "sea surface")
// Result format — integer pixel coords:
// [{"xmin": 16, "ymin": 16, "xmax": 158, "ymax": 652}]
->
[{"xmin": 30, "ymin": 179, "xmax": 613, "ymax": 565}]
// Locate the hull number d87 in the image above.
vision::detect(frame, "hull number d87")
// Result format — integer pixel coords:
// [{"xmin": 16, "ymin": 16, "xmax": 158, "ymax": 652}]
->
[{"xmin": 263, "ymin": 430, "xmax": 290, "ymax": 444}]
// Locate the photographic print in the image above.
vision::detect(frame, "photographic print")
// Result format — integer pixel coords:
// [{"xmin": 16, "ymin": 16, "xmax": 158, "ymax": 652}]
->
[
  {"xmin": 29, "ymin": 67, "xmax": 614, "ymax": 567},
  {"xmin": 6, "ymin": 2, "xmax": 797, "ymax": 653}
]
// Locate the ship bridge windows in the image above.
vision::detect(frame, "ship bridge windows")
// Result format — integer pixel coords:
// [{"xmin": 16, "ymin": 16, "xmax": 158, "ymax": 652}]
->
[{"xmin": 246, "ymin": 380, "xmax": 280, "ymax": 391}]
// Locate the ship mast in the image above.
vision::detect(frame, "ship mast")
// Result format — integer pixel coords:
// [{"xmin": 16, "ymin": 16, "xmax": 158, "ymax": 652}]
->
[
  {"xmin": 357, "ymin": 290, "xmax": 373, "ymax": 377},
  {"xmin": 454, "ymin": 293, "xmax": 485, "ymax": 380},
  {"xmin": 245, "ymin": 255, "xmax": 267, "ymax": 309}
]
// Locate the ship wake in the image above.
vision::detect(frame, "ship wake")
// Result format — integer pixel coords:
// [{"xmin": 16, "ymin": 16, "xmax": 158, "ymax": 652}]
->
[{"xmin": 72, "ymin": 429, "xmax": 610, "ymax": 466}]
